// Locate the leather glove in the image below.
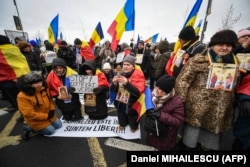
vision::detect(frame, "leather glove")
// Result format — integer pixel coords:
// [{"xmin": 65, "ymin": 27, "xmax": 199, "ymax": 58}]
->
[
  {"xmin": 47, "ymin": 110, "xmax": 55, "ymax": 119},
  {"xmin": 93, "ymin": 87, "xmax": 102, "ymax": 94},
  {"xmin": 147, "ymin": 109, "xmax": 161, "ymax": 119}
]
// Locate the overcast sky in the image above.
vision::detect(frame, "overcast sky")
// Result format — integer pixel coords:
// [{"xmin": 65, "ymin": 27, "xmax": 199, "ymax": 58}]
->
[{"xmin": 0, "ymin": 0, "xmax": 249, "ymax": 45}]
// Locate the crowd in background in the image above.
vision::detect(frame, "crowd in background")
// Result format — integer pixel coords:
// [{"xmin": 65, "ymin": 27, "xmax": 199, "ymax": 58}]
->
[{"xmin": 0, "ymin": 25, "xmax": 250, "ymax": 151}]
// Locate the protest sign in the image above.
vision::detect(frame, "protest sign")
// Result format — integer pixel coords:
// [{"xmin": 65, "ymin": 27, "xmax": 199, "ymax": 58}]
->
[{"xmin": 69, "ymin": 75, "xmax": 98, "ymax": 93}]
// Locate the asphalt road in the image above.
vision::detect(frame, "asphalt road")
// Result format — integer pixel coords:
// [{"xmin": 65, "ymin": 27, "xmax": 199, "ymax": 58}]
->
[{"xmin": 0, "ymin": 98, "xmax": 235, "ymax": 167}]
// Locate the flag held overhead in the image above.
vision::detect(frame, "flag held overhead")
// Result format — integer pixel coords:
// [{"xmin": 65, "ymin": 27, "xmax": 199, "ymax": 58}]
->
[
  {"xmin": 89, "ymin": 22, "xmax": 104, "ymax": 49},
  {"xmin": 48, "ymin": 14, "xmax": 59, "ymax": 46},
  {"xmin": 107, "ymin": 0, "xmax": 135, "ymax": 51}
]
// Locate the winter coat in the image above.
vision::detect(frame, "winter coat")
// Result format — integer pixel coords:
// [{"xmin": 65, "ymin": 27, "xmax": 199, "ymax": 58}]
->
[
  {"xmin": 110, "ymin": 68, "xmax": 146, "ymax": 126},
  {"xmin": 147, "ymin": 95, "xmax": 184, "ymax": 151},
  {"xmin": 17, "ymin": 84, "xmax": 57, "ymax": 131},
  {"xmin": 57, "ymin": 46, "xmax": 76, "ymax": 69},
  {"xmin": 155, "ymin": 51, "xmax": 171, "ymax": 80},
  {"xmin": 175, "ymin": 51, "xmax": 238, "ymax": 134},
  {"xmin": 21, "ymin": 50, "xmax": 43, "ymax": 71},
  {"xmin": 46, "ymin": 66, "xmax": 81, "ymax": 113},
  {"xmin": 79, "ymin": 60, "xmax": 110, "ymax": 119}
]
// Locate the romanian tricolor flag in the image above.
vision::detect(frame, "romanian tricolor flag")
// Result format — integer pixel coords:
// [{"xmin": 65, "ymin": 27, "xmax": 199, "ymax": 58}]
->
[
  {"xmin": 132, "ymin": 86, "xmax": 155, "ymax": 122},
  {"xmin": 166, "ymin": 0, "xmax": 203, "ymax": 76},
  {"xmin": 47, "ymin": 66, "xmax": 77, "ymax": 97},
  {"xmin": 89, "ymin": 22, "xmax": 104, "ymax": 49},
  {"xmin": 195, "ymin": 19, "xmax": 202, "ymax": 35},
  {"xmin": 48, "ymin": 14, "xmax": 59, "ymax": 47},
  {"xmin": 0, "ymin": 44, "xmax": 30, "ymax": 82},
  {"xmin": 80, "ymin": 41, "xmax": 95, "ymax": 61},
  {"xmin": 107, "ymin": 0, "xmax": 135, "ymax": 51},
  {"xmin": 144, "ymin": 33, "xmax": 159, "ymax": 44},
  {"xmin": 182, "ymin": 0, "xmax": 203, "ymax": 27}
]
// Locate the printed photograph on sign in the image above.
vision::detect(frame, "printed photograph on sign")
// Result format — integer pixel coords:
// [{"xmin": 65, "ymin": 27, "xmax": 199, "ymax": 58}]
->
[
  {"xmin": 173, "ymin": 49, "xmax": 185, "ymax": 67},
  {"xmin": 69, "ymin": 75, "xmax": 98, "ymax": 93},
  {"xmin": 58, "ymin": 86, "xmax": 68, "ymax": 99},
  {"xmin": 206, "ymin": 63, "xmax": 238, "ymax": 92},
  {"xmin": 116, "ymin": 85, "xmax": 130, "ymax": 104},
  {"xmin": 236, "ymin": 53, "xmax": 250, "ymax": 71},
  {"xmin": 116, "ymin": 52, "xmax": 125, "ymax": 63},
  {"xmin": 135, "ymin": 54, "xmax": 143, "ymax": 64}
]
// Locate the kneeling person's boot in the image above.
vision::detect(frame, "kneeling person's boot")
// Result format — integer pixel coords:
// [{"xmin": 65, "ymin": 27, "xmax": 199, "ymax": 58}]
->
[{"xmin": 22, "ymin": 125, "xmax": 31, "ymax": 141}]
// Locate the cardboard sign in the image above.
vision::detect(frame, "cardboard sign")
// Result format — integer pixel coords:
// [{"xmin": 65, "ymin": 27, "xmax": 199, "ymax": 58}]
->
[{"xmin": 69, "ymin": 75, "xmax": 98, "ymax": 93}]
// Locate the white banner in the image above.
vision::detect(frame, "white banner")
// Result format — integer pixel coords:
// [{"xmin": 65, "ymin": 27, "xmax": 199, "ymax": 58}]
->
[{"xmin": 48, "ymin": 116, "xmax": 141, "ymax": 140}]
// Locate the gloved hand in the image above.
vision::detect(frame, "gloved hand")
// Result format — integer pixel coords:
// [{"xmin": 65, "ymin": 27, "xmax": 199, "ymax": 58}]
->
[
  {"xmin": 47, "ymin": 110, "xmax": 55, "ymax": 119},
  {"xmin": 239, "ymin": 101, "xmax": 250, "ymax": 116},
  {"xmin": 147, "ymin": 109, "xmax": 161, "ymax": 119},
  {"xmin": 93, "ymin": 87, "xmax": 102, "ymax": 94}
]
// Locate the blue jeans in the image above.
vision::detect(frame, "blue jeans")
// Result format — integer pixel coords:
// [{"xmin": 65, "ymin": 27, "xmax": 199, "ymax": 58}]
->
[
  {"xmin": 39, "ymin": 118, "xmax": 62, "ymax": 135},
  {"xmin": 28, "ymin": 118, "xmax": 62, "ymax": 135}
]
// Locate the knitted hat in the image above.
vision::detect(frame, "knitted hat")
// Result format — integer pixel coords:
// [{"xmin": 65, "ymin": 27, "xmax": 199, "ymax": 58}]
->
[
  {"xmin": 74, "ymin": 38, "xmax": 82, "ymax": 45},
  {"xmin": 178, "ymin": 26, "xmax": 196, "ymax": 41},
  {"xmin": 102, "ymin": 62, "xmax": 111, "ymax": 70},
  {"xmin": 52, "ymin": 58, "xmax": 66, "ymax": 68},
  {"xmin": 24, "ymin": 71, "xmax": 43, "ymax": 84},
  {"xmin": 60, "ymin": 40, "xmax": 67, "ymax": 45},
  {"xmin": 237, "ymin": 29, "xmax": 250, "ymax": 39},
  {"xmin": 0, "ymin": 35, "xmax": 11, "ymax": 45},
  {"xmin": 156, "ymin": 75, "xmax": 175, "ymax": 93},
  {"xmin": 29, "ymin": 40, "xmax": 37, "ymax": 47},
  {"xmin": 208, "ymin": 29, "xmax": 237, "ymax": 47},
  {"xmin": 157, "ymin": 40, "xmax": 170, "ymax": 53},
  {"xmin": 123, "ymin": 55, "xmax": 136, "ymax": 66}
]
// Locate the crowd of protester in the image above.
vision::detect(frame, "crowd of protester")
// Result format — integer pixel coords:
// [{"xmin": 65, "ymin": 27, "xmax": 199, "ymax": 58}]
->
[{"xmin": 0, "ymin": 25, "xmax": 250, "ymax": 151}]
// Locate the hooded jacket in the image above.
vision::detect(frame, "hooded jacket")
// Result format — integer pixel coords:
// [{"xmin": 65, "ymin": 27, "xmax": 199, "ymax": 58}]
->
[
  {"xmin": 17, "ymin": 77, "xmax": 57, "ymax": 131},
  {"xmin": 79, "ymin": 60, "xmax": 110, "ymax": 119}
]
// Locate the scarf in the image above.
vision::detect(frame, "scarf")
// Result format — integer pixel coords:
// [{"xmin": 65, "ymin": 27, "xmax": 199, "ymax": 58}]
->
[{"xmin": 152, "ymin": 88, "xmax": 175, "ymax": 109}]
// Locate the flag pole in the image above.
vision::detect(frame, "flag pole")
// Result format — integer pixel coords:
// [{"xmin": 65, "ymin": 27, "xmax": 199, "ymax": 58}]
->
[
  {"xmin": 13, "ymin": 0, "xmax": 25, "ymax": 39},
  {"xmin": 200, "ymin": 0, "xmax": 212, "ymax": 42}
]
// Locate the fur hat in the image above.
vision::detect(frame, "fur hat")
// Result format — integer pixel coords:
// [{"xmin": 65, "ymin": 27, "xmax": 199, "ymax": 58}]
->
[
  {"xmin": 123, "ymin": 55, "xmax": 136, "ymax": 66},
  {"xmin": 17, "ymin": 41, "xmax": 32, "ymax": 50},
  {"xmin": 208, "ymin": 29, "xmax": 237, "ymax": 47},
  {"xmin": 24, "ymin": 71, "xmax": 43, "ymax": 84},
  {"xmin": 237, "ymin": 29, "xmax": 250, "ymax": 39},
  {"xmin": 155, "ymin": 75, "xmax": 175, "ymax": 93},
  {"xmin": 52, "ymin": 58, "xmax": 66, "ymax": 68},
  {"xmin": 178, "ymin": 26, "xmax": 196, "ymax": 41},
  {"xmin": 0, "ymin": 35, "xmax": 11, "ymax": 45},
  {"xmin": 102, "ymin": 62, "xmax": 111, "ymax": 70}
]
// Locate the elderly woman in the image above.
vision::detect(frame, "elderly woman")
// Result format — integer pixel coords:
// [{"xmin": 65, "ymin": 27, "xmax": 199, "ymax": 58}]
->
[
  {"xmin": 17, "ymin": 71, "xmax": 62, "ymax": 140},
  {"xmin": 110, "ymin": 55, "xmax": 146, "ymax": 132},
  {"xmin": 146, "ymin": 75, "xmax": 184, "ymax": 151},
  {"xmin": 175, "ymin": 29, "xmax": 239, "ymax": 150}
]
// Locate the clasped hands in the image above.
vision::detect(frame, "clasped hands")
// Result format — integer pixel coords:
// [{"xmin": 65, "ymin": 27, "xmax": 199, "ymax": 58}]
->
[{"xmin": 112, "ymin": 75, "xmax": 128, "ymax": 86}]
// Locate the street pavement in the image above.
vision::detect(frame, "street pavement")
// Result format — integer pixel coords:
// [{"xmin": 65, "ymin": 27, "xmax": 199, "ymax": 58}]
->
[{"xmin": 0, "ymin": 97, "xmax": 235, "ymax": 167}]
